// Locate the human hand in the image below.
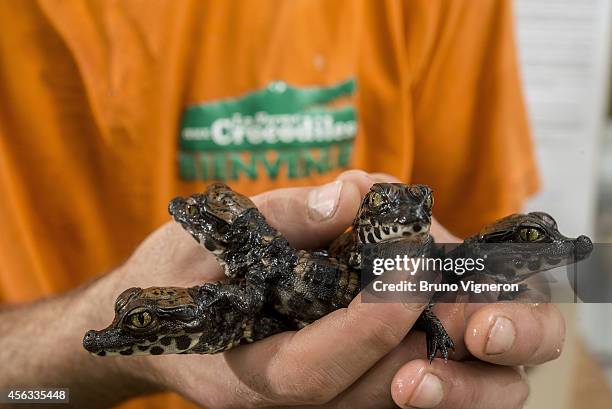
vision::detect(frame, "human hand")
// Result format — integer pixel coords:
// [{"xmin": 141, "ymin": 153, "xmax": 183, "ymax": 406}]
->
[
  {"xmin": 357, "ymin": 172, "xmax": 565, "ymax": 409},
  {"xmin": 108, "ymin": 170, "xmax": 432, "ymax": 407},
  {"xmin": 97, "ymin": 170, "xmax": 565, "ymax": 408}
]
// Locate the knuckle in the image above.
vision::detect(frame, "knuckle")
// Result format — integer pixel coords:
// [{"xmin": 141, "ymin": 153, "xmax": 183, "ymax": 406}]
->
[
  {"xmin": 269, "ymin": 354, "xmax": 340, "ymax": 405},
  {"xmin": 356, "ymin": 384, "xmax": 394, "ymax": 408},
  {"xmin": 300, "ymin": 385, "xmax": 337, "ymax": 406},
  {"xmin": 460, "ymin": 382, "xmax": 480, "ymax": 409},
  {"xmin": 278, "ymin": 372, "xmax": 337, "ymax": 405},
  {"xmin": 231, "ymin": 377, "xmax": 274, "ymax": 408},
  {"xmin": 402, "ymin": 301, "xmax": 429, "ymax": 314},
  {"xmin": 347, "ymin": 300, "xmax": 421, "ymax": 351},
  {"xmin": 360, "ymin": 314, "xmax": 406, "ymax": 350}
]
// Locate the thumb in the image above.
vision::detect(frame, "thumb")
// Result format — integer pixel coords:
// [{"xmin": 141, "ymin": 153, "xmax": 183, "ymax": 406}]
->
[{"xmin": 252, "ymin": 180, "xmax": 361, "ymax": 249}]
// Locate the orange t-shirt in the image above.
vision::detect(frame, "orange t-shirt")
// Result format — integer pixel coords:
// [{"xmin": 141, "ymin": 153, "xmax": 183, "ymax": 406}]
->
[{"xmin": 0, "ymin": 0, "xmax": 538, "ymax": 407}]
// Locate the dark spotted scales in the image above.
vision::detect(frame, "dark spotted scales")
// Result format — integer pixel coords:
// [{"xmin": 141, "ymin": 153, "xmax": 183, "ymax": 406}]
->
[{"xmin": 83, "ymin": 183, "xmax": 592, "ymax": 361}]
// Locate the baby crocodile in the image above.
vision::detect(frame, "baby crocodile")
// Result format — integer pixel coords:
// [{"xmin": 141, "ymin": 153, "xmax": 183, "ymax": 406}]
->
[
  {"xmin": 83, "ymin": 183, "xmax": 592, "ymax": 360},
  {"xmin": 457, "ymin": 212, "xmax": 593, "ymax": 285}
]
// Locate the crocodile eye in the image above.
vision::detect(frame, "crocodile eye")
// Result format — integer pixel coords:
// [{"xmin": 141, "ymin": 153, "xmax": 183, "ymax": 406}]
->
[
  {"xmin": 409, "ymin": 186, "xmax": 422, "ymax": 198},
  {"xmin": 518, "ymin": 228, "xmax": 540, "ymax": 242},
  {"xmin": 186, "ymin": 204, "xmax": 198, "ymax": 216},
  {"xmin": 115, "ymin": 287, "xmax": 140, "ymax": 312},
  {"xmin": 424, "ymin": 194, "xmax": 433, "ymax": 209},
  {"xmin": 369, "ymin": 192, "xmax": 383, "ymax": 208},
  {"xmin": 127, "ymin": 309, "xmax": 154, "ymax": 329}
]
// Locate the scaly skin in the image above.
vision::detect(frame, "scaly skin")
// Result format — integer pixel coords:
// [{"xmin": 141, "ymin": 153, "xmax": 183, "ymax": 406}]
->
[
  {"xmin": 83, "ymin": 183, "xmax": 593, "ymax": 362},
  {"xmin": 83, "ymin": 285, "xmax": 290, "ymax": 356},
  {"xmin": 460, "ymin": 212, "xmax": 593, "ymax": 284}
]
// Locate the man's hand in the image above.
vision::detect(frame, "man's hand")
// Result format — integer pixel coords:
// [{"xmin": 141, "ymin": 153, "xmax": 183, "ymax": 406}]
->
[
  {"xmin": 117, "ymin": 170, "xmax": 564, "ymax": 408},
  {"xmin": 360, "ymin": 172, "xmax": 565, "ymax": 409},
  {"xmin": 0, "ymin": 170, "xmax": 567, "ymax": 409}
]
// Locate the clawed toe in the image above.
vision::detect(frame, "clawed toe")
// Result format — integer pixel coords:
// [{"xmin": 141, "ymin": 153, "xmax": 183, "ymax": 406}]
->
[{"xmin": 425, "ymin": 318, "xmax": 455, "ymax": 362}]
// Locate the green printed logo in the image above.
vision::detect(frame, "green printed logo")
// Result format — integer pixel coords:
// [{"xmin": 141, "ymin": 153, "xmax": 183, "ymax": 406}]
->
[{"xmin": 178, "ymin": 79, "xmax": 357, "ymax": 181}]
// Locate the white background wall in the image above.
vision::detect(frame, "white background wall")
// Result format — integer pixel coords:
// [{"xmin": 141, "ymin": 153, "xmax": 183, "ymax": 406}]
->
[
  {"xmin": 514, "ymin": 0, "xmax": 612, "ymax": 402},
  {"xmin": 515, "ymin": 0, "xmax": 610, "ymax": 236}
]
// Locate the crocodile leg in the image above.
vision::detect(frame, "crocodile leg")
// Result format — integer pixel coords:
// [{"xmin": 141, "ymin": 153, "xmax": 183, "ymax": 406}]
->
[
  {"xmin": 250, "ymin": 314, "xmax": 293, "ymax": 342},
  {"xmin": 199, "ymin": 281, "xmax": 266, "ymax": 315},
  {"xmin": 414, "ymin": 304, "xmax": 455, "ymax": 362}
]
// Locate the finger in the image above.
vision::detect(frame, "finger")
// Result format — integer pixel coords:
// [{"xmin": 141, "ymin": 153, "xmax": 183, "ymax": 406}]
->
[
  {"xmin": 251, "ymin": 180, "xmax": 361, "ymax": 249},
  {"xmin": 319, "ymin": 331, "xmax": 442, "ymax": 408},
  {"xmin": 265, "ymin": 302, "xmax": 521, "ymax": 409},
  {"xmin": 391, "ymin": 360, "xmax": 528, "ymax": 409},
  {"xmin": 337, "ymin": 169, "xmax": 391, "ymax": 195},
  {"xmin": 319, "ymin": 301, "xmax": 478, "ymax": 409},
  {"xmin": 370, "ymin": 172, "xmax": 402, "ymax": 183},
  {"xmin": 464, "ymin": 303, "xmax": 565, "ymax": 366},
  {"xmin": 224, "ymin": 293, "xmax": 428, "ymax": 406}
]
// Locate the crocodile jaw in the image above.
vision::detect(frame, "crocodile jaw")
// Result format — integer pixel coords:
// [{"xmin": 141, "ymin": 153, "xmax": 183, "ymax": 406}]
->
[{"xmin": 359, "ymin": 221, "xmax": 430, "ymax": 244}]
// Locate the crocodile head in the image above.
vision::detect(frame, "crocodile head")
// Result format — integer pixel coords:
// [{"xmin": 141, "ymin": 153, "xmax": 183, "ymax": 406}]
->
[
  {"xmin": 168, "ymin": 183, "xmax": 256, "ymax": 254},
  {"xmin": 83, "ymin": 286, "xmax": 244, "ymax": 356},
  {"xmin": 354, "ymin": 183, "xmax": 433, "ymax": 245},
  {"xmin": 464, "ymin": 211, "xmax": 593, "ymax": 283}
]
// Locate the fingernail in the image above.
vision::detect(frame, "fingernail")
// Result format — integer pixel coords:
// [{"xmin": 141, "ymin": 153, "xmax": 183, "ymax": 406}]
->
[
  {"xmin": 409, "ymin": 373, "xmax": 444, "ymax": 408},
  {"xmin": 485, "ymin": 316, "xmax": 516, "ymax": 355},
  {"xmin": 308, "ymin": 181, "xmax": 342, "ymax": 221}
]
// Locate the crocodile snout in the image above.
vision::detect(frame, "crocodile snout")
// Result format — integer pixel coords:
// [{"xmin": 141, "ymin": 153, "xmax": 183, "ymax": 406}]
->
[
  {"xmin": 575, "ymin": 235, "xmax": 593, "ymax": 259},
  {"xmin": 83, "ymin": 330, "xmax": 101, "ymax": 353},
  {"xmin": 168, "ymin": 197, "xmax": 186, "ymax": 217}
]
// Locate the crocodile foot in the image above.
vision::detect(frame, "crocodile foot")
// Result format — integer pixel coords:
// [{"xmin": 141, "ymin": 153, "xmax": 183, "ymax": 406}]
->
[{"xmin": 416, "ymin": 305, "xmax": 455, "ymax": 362}]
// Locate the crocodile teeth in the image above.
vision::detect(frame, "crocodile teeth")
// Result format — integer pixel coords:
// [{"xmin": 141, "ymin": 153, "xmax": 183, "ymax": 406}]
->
[
  {"xmin": 358, "ymin": 224, "xmax": 430, "ymax": 243},
  {"xmin": 373, "ymin": 227, "xmax": 382, "ymax": 240},
  {"xmin": 378, "ymin": 224, "xmax": 428, "ymax": 241}
]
